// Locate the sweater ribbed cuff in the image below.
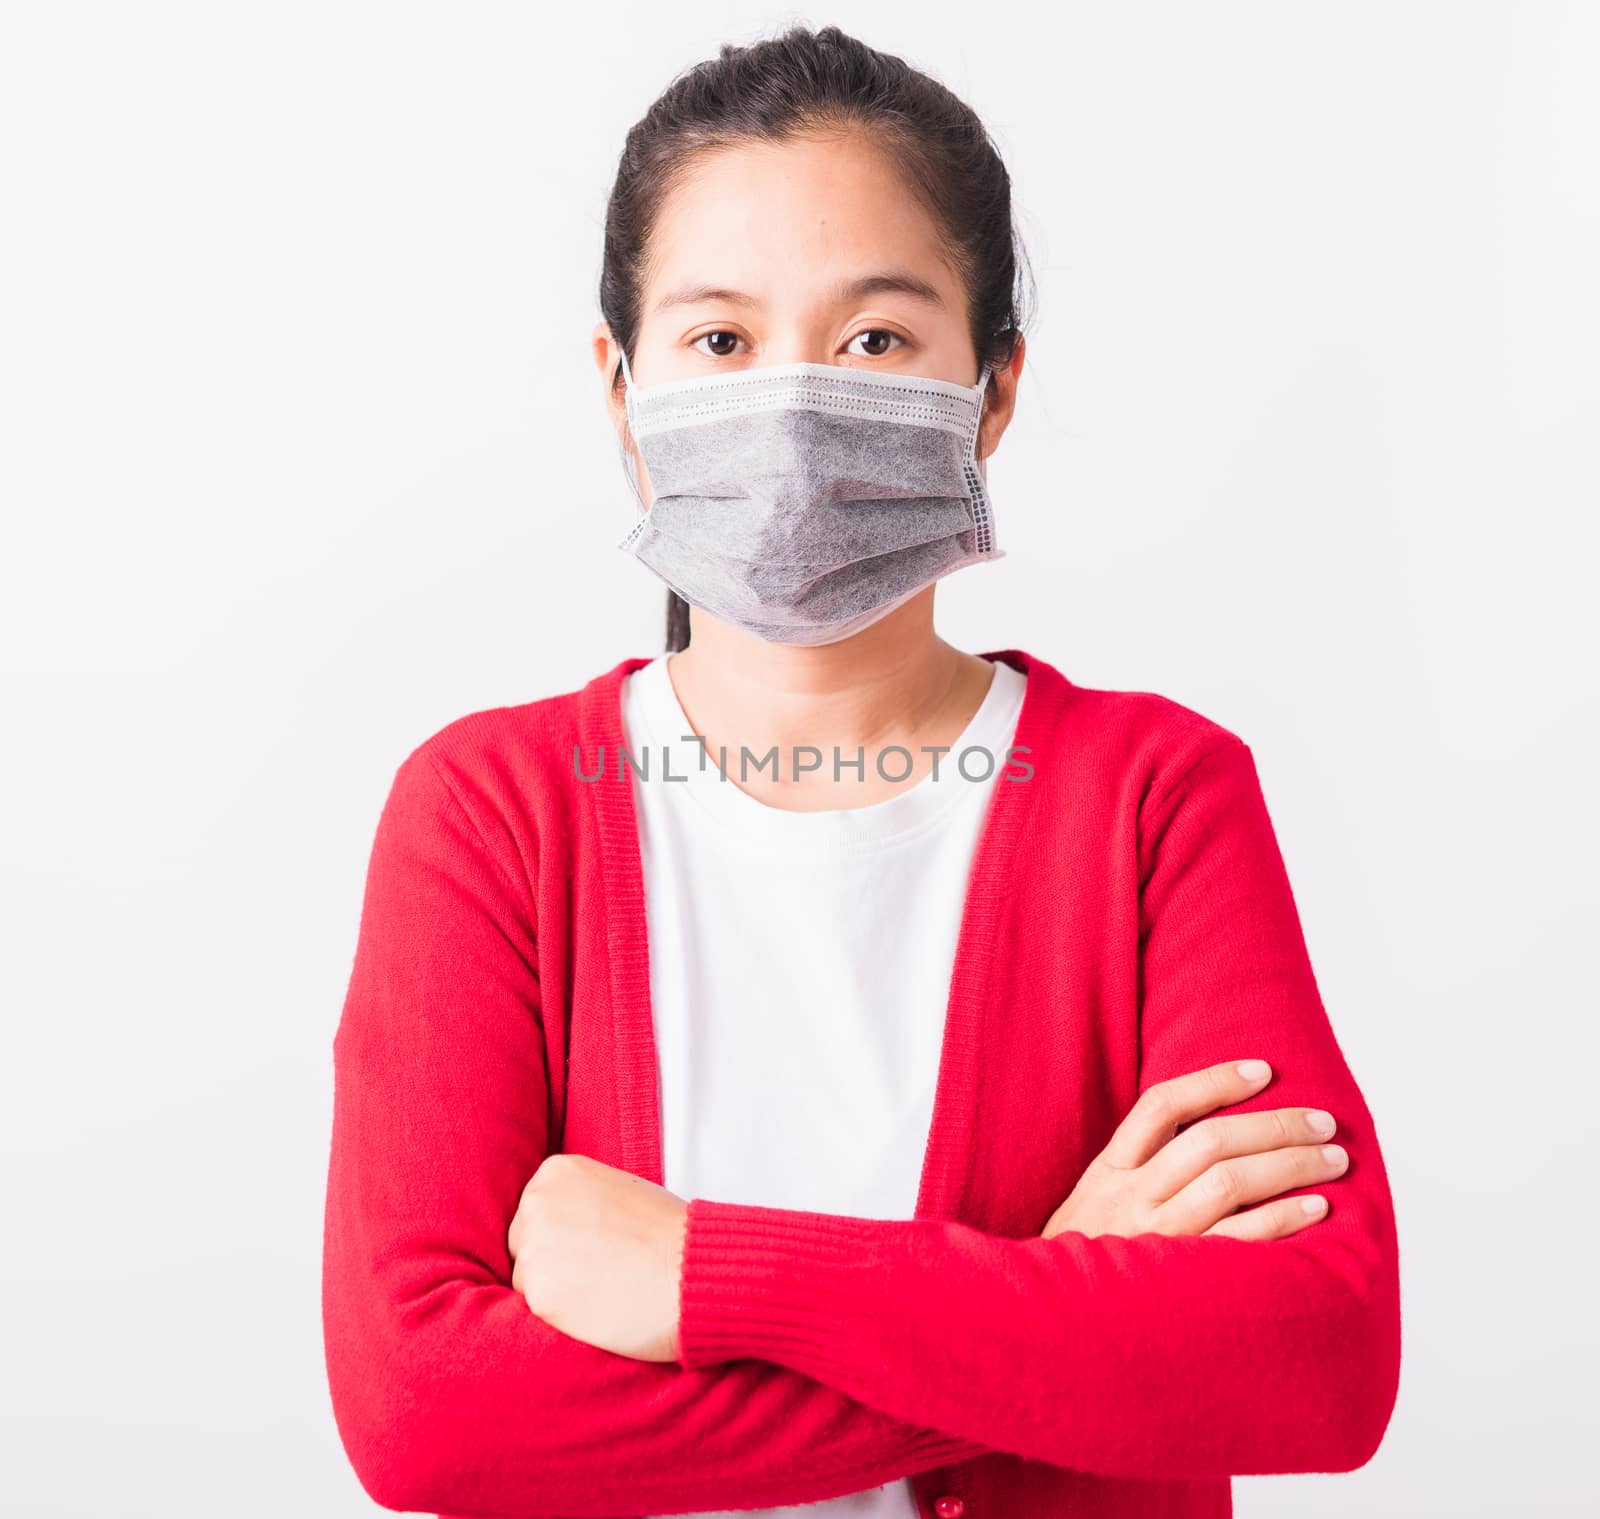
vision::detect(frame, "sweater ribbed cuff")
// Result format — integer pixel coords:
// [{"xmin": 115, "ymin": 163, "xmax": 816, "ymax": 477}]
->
[{"xmin": 676, "ymin": 1197, "xmax": 886, "ymax": 1372}]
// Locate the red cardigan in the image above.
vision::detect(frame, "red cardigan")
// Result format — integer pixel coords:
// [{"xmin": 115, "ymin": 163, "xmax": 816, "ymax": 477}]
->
[{"xmin": 322, "ymin": 647, "xmax": 1401, "ymax": 1519}]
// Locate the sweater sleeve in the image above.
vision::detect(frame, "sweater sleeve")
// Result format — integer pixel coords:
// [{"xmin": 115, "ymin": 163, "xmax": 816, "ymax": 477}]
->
[
  {"xmin": 675, "ymin": 737, "xmax": 1402, "ymax": 1480},
  {"xmin": 321, "ymin": 747, "xmax": 985, "ymax": 1518}
]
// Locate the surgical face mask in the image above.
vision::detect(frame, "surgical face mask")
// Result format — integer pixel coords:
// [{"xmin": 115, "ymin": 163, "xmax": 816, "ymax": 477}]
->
[{"xmin": 614, "ymin": 350, "xmax": 1004, "ymax": 647}]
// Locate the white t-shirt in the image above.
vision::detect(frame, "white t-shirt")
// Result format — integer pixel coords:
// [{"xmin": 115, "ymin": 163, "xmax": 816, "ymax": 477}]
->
[{"xmin": 621, "ymin": 652, "xmax": 1028, "ymax": 1519}]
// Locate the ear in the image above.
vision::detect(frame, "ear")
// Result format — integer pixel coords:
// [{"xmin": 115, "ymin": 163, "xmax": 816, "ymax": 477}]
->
[
  {"xmin": 593, "ymin": 321, "xmax": 630, "ymax": 440},
  {"xmin": 595, "ymin": 323, "xmax": 653, "ymax": 509},
  {"xmin": 977, "ymin": 333, "xmax": 1025, "ymax": 464}
]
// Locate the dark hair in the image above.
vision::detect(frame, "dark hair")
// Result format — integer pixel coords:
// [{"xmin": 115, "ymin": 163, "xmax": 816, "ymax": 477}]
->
[{"xmin": 599, "ymin": 23, "xmax": 1037, "ymax": 653}]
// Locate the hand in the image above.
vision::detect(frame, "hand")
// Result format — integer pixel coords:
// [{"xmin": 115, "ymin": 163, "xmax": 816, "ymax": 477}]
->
[
  {"xmin": 1041, "ymin": 1059, "xmax": 1347, "ymax": 1242},
  {"xmin": 508, "ymin": 1152, "xmax": 689, "ymax": 1363}
]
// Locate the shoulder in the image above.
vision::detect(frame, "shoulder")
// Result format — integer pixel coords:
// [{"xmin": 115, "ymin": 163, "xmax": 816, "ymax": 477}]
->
[
  {"xmin": 995, "ymin": 647, "xmax": 1253, "ymax": 813},
  {"xmin": 381, "ymin": 655, "xmax": 647, "ymax": 837}
]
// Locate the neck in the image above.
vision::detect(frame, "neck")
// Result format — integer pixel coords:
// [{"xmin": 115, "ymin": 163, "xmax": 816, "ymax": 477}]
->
[{"xmin": 662, "ymin": 589, "xmax": 992, "ymax": 762}]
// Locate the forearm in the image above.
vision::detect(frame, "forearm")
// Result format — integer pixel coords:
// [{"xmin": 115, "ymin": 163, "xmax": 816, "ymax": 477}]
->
[
  {"xmin": 675, "ymin": 1179, "xmax": 1399, "ymax": 1479},
  {"xmin": 323, "ymin": 1240, "xmax": 985, "ymax": 1516}
]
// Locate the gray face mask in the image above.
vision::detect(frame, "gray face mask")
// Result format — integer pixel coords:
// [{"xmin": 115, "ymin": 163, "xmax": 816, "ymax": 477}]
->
[{"xmin": 614, "ymin": 351, "xmax": 1004, "ymax": 646}]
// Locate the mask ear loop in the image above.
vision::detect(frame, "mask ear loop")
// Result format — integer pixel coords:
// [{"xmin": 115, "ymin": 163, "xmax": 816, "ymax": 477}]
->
[
  {"xmin": 617, "ymin": 342, "xmax": 637, "ymax": 420},
  {"xmin": 615, "ymin": 344, "xmax": 647, "ymax": 522},
  {"xmin": 973, "ymin": 362, "xmax": 993, "ymax": 486},
  {"xmin": 963, "ymin": 363, "xmax": 998, "ymax": 554}
]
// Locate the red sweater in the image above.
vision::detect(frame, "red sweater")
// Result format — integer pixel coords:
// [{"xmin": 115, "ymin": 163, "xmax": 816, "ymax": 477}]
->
[{"xmin": 322, "ymin": 647, "xmax": 1401, "ymax": 1519}]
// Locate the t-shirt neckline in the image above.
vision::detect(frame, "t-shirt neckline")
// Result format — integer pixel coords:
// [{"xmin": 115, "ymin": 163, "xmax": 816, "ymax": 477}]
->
[{"xmin": 621, "ymin": 652, "xmax": 1029, "ymax": 855}]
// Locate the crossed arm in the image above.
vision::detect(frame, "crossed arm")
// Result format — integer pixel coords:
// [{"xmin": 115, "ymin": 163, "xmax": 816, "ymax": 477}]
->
[
  {"xmin": 322, "ymin": 739, "xmax": 1400, "ymax": 1515},
  {"xmin": 322, "ymin": 750, "xmax": 984, "ymax": 1518}
]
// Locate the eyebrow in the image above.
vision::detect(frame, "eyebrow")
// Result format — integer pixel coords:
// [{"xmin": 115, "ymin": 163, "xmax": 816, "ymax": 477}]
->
[{"xmin": 651, "ymin": 271, "xmax": 947, "ymax": 314}]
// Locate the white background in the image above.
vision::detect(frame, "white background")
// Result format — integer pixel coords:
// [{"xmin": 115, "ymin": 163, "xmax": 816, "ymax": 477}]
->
[{"xmin": 3, "ymin": 2, "xmax": 1596, "ymax": 1514}]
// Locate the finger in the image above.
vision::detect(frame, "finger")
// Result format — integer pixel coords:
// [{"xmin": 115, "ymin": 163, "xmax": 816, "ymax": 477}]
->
[
  {"xmin": 1141, "ymin": 1106, "xmax": 1337, "ymax": 1203},
  {"xmin": 1100, "ymin": 1059, "xmax": 1273, "ymax": 1170},
  {"xmin": 1154, "ymin": 1142, "xmax": 1349, "ymax": 1235},
  {"xmin": 1203, "ymin": 1193, "xmax": 1330, "ymax": 1241}
]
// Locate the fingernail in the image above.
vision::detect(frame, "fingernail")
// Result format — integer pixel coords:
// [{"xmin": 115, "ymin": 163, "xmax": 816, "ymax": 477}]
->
[
  {"xmin": 1236, "ymin": 1060, "xmax": 1271, "ymax": 1082},
  {"xmin": 1306, "ymin": 1109, "xmax": 1335, "ymax": 1138},
  {"xmin": 1301, "ymin": 1195, "xmax": 1327, "ymax": 1216},
  {"xmin": 1321, "ymin": 1144, "xmax": 1348, "ymax": 1168}
]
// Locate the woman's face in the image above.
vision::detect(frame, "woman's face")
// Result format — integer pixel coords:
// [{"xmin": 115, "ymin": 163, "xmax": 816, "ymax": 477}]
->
[{"xmin": 595, "ymin": 129, "xmax": 1021, "ymax": 498}]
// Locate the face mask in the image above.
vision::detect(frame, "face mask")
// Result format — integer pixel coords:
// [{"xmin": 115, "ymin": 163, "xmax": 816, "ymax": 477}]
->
[{"xmin": 613, "ymin": 350, "xmax": 1004, "ymax": 646}]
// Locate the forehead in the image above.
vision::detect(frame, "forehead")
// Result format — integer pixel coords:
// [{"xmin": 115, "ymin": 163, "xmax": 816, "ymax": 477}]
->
[{"xmin": 642, "ymin": 132, "xmax": 962, "ymax": 309}]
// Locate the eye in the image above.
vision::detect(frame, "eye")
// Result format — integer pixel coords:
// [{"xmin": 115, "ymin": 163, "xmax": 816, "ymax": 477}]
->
[
  {"xmin": 846, "ymin": 329, "xmax": 906, "ymax": 359},
  {"xmin": 690, "ymin": 330, "xmax": 743, "ymax": 358}
]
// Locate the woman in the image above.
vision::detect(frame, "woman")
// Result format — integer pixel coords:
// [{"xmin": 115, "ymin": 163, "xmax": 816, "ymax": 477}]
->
[{"xmin": 321, "ymin": 25, "xmax": 1401, "ymax": 1519}]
